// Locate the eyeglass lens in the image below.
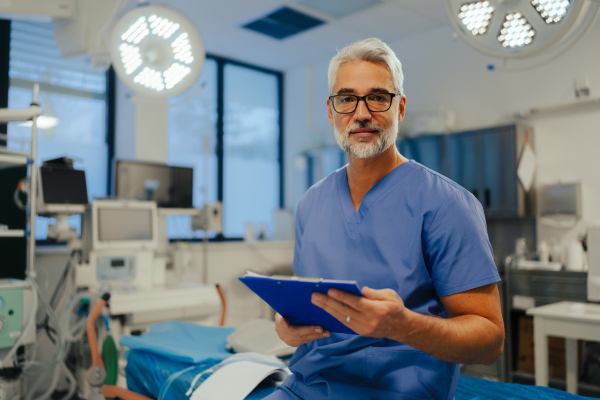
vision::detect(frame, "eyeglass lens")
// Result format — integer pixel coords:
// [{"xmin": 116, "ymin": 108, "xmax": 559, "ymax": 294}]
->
[{"xmin": 332, "ymin": 94, "xmax": 392, "ymax": 113}]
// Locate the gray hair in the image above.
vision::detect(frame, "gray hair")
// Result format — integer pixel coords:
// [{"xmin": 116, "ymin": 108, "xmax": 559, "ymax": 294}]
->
[{"xmin": 328, "ymin": 38, "xmax": 404, "ymax": 97}]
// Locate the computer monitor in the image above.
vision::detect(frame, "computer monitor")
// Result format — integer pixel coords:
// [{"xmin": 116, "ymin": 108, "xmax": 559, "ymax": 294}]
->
[
  {"xmin": 37, "ymin": 165, "xmax": 88, "ymax": 215},
  {"xmin": 91, "ymin": 200, "xmax": 158, "ymax": 251},
  {"xmin": 114, "ymin": 160, "xmax": 193, "ymax": 208}
]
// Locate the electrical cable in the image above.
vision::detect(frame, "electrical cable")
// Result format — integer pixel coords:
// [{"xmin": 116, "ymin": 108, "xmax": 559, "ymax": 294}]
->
[
  {"xmin": 13, "ymin": 178, "xmax": 29, "ymax": 211},
  {"xmin": 37, "ymin": 250, "xmax": 77, "ymax": 343}
]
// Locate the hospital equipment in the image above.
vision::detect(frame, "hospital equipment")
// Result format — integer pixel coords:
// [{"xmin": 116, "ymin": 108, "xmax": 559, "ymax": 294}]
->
[
  {"xmin": 0, "ymin": 84, "xmax": 41, "ymax": 273},
  {"xmin": 36, "ymin": 160, "xmax": 88, "ymax": 242},
  {"xmin": 1, "ymin": 0, "xmax": 207, "ymax": 163},
  {"xmin": 115, "ymin": 160, "xmax": 194, "ymax": 208},
  {"xmin": 443, "ymin": 0, "xmax": 600, "ymax": 69},
  {"xmin": 85, "ymin": 293, "xmax": 153, "ymax": 400},
  {"xmin": 78, "ymin": 199, "xmax": 160, "ymax": 291}
]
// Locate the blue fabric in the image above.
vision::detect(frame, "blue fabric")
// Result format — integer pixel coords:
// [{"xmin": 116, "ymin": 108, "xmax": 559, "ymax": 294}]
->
[
  {"xmin": 119, "ymin": 321, "xmax": 235, "ymax": 364},
  {"xmin": 120, "ymin": 322, "xmax": 593, "ymax": 400},
  {"xmin": 121, "ymin": 323, "xmax": 281, "ymax": 400},
  {"xmin": 455, "ymin": 375, "xmax": 596, "ymax": 400},
  {"xmin": 282, "ymin": 161, "xmax": 501, "ymax": 400}
]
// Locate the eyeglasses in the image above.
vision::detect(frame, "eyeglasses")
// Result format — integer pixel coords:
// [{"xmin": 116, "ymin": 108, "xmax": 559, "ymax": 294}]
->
[{"xmin": 329, "ymin": 93, "xmax": 400, "ymax": 114}]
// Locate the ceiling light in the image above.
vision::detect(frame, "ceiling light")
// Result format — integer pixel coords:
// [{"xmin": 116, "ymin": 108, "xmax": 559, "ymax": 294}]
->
[
  {"xmin": 444, "ymin": 0, "xmax": 599, "ymax": 61},
  {"xmin": 19, "ymin": 116, "xmax": 58, "ymax": 129},
  {"xmin": 498, "ymin": 12, "xmax": 535, "ymax": 48},
  {"xmin": 110, "ymin": 5, "xmax": 204, "ymax": 98},
  {"xmin": 531, "ymin": 0, "xmax": 570, "ymax": 24},
  {"xmin": 458, "ymin": 1, "xmax": 495, "ymax": 35}
]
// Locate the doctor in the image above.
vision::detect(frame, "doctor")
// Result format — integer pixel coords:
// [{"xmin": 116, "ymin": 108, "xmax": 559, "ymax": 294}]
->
[{"xmin": 268, "ymin": 38, "xmax": 504, "ymax": 400}]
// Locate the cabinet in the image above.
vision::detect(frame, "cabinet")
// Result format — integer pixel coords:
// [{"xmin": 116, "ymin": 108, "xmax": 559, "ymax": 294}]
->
[
  {"xmin": 397, "ymin": 134, "xmax": 444, "ymax": 174},
  {"xmin": 402, "ymin": 123, "xmax": 534, "ymax": 218}
]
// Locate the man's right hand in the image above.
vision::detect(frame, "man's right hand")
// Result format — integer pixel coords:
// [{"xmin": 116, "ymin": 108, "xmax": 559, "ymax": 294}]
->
[{"xmin": 274, "ymin": 313, "xmax": 331, "ymax": 347}]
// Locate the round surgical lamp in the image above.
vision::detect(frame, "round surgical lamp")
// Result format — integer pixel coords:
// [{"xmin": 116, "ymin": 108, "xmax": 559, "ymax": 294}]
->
[
  {"xmin": 110, "ymin": 4, "xmax": 205, "ymax": 97},
  {"xmin": 109, "ymin": 4, "xmax": 205, "ymax": 162},
  {"xmin": 444, "ymin": 0, "xmax": 600, "ymax": 64}
]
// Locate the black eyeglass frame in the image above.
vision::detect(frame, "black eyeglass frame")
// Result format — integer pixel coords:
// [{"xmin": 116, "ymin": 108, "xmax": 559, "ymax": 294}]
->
[{"xmin": 328, "ymin": 92, "xmax": 401, "ymax": 114}]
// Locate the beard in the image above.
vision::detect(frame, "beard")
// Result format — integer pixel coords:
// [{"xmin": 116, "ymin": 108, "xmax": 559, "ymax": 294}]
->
[{"xmin": 333, "ymin": 118, "xmax": 399, "ymax": 159}]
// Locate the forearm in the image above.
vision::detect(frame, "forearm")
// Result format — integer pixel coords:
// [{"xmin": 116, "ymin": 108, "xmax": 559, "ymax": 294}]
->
[{"xmin": 392, "ymin": 310, "xmax": 504, "ymax": 365}]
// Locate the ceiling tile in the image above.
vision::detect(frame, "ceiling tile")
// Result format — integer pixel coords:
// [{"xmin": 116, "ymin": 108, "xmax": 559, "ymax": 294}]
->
[
  {"xmin": 340, "ymin": 2, "xmax": 442, "ymax": 42},
  {"xmin": 389, "ymin": 0, "xmax": 450, "ymax": 24}
]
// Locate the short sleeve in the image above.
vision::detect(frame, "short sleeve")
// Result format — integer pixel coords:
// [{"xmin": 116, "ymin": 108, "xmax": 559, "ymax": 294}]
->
[{"xmin": 423, "ymin": 192, "xmax": 500, "ymax": 297}]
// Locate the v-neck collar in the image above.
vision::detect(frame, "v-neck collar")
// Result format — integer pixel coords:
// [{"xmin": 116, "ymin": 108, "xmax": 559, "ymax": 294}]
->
[{"xmin": 337, "ymin": 160, "xmax": 416, "ymax": 234}]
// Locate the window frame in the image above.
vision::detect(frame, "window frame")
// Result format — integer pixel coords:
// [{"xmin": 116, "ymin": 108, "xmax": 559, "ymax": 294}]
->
[
  {"xmin": 1, "ymin": 19, "xmax": 116, "ymax": 245},
  {"xmin": 169, "ymin": 54, "xmax": 284, "ymax": 242},
  {"xmin": 0, "ymin": 23, "xmax": 284, "ymax": 243}
]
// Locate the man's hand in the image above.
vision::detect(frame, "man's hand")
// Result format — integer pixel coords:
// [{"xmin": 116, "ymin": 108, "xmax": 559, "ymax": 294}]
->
[
  {"xmin": 311, "ymin": 284, "xmax": 505, "ymax": 365},
  {"xmin": 274, "ymin": 313, "xmax": 331, "ymax": 347},
  {"xmin": 311, "ymin": 287, "xmax": 408, "ymax": 339}
]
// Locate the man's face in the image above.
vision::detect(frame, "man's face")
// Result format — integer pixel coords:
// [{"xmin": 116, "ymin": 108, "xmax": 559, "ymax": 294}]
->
[{"xmin": 327, "ymin": 61, "xmax": 406, "ymax": 159}]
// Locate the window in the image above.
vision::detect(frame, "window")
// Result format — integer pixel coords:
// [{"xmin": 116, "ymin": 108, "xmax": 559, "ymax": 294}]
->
[
  {"xmin": 7, "ymin": 21, "xmax": 110, "ymax": 240},
  {"xmin": 166, "ymin": 58, "xmax": 218, "ymax": 239},
  {"xmin": 167, "ymin": 57, "xmax": 282, "ymax": 239},
  {"xmin": 223, "ymin": 64, "xmax": 280, "ymax": 237}
]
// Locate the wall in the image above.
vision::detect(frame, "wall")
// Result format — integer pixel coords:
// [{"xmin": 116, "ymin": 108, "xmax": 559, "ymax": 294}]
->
[{"xmin": 283, "ymin": 18, "xmax": 600, "ymax": 259}]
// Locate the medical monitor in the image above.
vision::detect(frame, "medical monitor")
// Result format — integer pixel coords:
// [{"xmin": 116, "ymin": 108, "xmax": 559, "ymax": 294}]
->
[
  {"xmin": 37, "ymin": 165, "xmax": 88, "ymax": 214},
  {"xmin": 91, "ymin": 200, "xmax": 158, "ymax": 251},
  {"xmin": 115, "ymin": 160, "xmax": 193, "ymax": 208}
]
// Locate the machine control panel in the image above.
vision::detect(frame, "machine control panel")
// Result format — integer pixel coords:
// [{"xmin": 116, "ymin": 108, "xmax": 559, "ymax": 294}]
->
[
  {"xmin": 0, "ymin": 288, "xmax": 23, "ymax": 349},
  {"xmin": 96, "ymin": 255, "xmax": 136, "ymax": 282}
]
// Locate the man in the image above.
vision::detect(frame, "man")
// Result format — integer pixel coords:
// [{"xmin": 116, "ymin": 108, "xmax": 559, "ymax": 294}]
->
[{"xmin": 267, "ymin": 38, "xmax": 504, "ymax": 400}]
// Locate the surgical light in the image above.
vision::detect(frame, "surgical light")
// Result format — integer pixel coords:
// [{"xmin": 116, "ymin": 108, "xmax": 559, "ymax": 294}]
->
[
  {"xmin": 531, "ymin": 0, "xmax": 570, "ymax": 24},
  {"xmin": 110, "ymin": 5, "xmax": 204, "ymax": 98},
  {"xmin": 498, "ymin": 12, "xmax": 535, "ymax": 48},
  {"xmin": 443, "ymin": 0, "xmax": 599, "ymax": 62},
  {"xmin": 458, "ymin": 1, "xmax": 495, "ymax": 35}
]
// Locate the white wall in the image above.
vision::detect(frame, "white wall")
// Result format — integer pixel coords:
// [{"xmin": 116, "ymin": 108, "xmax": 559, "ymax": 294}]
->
[{"xmin": 283, "ymin": 19, "xmax": 600, "ymax": 257}]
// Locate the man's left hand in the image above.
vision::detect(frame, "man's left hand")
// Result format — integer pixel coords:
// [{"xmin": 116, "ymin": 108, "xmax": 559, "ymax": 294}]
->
[{"xmin": 311, "ymin": 287, "xmax": 408, "ymax": 339}]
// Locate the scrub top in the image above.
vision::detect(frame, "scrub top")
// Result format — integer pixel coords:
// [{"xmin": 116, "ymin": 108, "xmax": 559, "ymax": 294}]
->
[{"xmin": 280, "ymin": 160, "xmax": 500, "ymax": 400}]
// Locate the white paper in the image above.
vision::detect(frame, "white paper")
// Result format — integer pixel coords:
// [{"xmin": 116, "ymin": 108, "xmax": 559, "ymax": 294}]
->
[
  {"xmin": 244, "ymin": 271, "xmax": 264, "ymax": 277},
  {"xmin": 517, "ymin": 143, "xmax": 537, "ymax": 192},
  {"xmin": 190, "ymin": 360, "xmax": 289, "ymax": 400}
]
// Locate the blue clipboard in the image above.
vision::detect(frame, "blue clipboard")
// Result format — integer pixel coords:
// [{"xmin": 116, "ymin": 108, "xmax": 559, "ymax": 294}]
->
[{"xmin": 239, "ymin": 274, "xmax": 363, "ymax": 335}]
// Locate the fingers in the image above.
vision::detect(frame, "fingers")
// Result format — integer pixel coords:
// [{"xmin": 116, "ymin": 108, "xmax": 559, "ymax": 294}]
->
[
  {"xmin": 362, "ymin": 287, "xmax": 399, "ymax": 301},
  {"xmin": 274, "ymin": 313, "xmax": 331, "ymax": 346},
  {"xmin": 327, "ymin": 289, "xmax": 365, "ymax": 310},
  {"xmin": 312, "ymin": 292, "xmax": 361, "ymax": 325}
]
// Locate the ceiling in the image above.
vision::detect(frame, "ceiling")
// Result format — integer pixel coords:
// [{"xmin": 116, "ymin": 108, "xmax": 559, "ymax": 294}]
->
[{"xmin": 147, "ymin": 0, "xmax": 451, "ymax": 71}]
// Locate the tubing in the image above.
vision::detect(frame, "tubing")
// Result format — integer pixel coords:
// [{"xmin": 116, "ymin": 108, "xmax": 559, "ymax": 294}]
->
[{"xmin": 216, "ymin": 284, "xmax": 227, "ymax": 327}]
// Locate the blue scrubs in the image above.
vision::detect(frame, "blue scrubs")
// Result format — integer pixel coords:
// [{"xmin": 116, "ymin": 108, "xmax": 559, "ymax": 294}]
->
[{"xmin": 276, "ymin": 161, "xmax": 500, "ymax": 400}]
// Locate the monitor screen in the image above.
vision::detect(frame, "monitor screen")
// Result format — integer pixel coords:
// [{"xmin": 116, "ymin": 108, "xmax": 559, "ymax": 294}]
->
[
  {"xmin": 40, "ymin": 166, "xmax": 88, "ymax": 204},
  {"xmin": 115, "ymin": 161, "xmax": 193, "ymax": 208},
  {"xmin": 97, "ymin": 208, "xmax": 153, "ymax": 241}
]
